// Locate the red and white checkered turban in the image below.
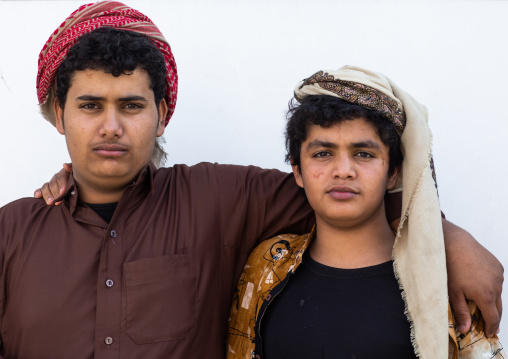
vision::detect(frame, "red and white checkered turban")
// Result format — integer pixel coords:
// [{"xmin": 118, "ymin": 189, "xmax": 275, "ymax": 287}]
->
[{"xmin": 37, "ymin": 1, "xmax": 177, "ymax": 127}]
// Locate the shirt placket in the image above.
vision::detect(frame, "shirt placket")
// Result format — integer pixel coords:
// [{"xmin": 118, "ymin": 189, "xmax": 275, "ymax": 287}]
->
[{"xmin": 94, "ymin": 220, "xmax": 124, "ymax": 358}]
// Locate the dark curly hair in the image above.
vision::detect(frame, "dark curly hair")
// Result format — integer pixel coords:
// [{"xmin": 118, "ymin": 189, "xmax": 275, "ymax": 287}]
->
[
  {"xmin": 55, "ymin": 27, "xmax": 167, "ymax": 108},
  {"xmin": 285, "ymin": 95, "xmax": 402, "ymax": 176}
]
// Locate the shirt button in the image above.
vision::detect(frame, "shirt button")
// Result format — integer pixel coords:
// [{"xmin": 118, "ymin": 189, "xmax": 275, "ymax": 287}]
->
[
  {"xmin": 110, "ymin": 230, "xmax": 117, "ymax": 238},
  {"xmin": 104, "ymin": 336, "xmax": 113, "ymax": 345},
  {"xmin": 105, "ymin": 279, "xmax": 114, "ymax": 288}
]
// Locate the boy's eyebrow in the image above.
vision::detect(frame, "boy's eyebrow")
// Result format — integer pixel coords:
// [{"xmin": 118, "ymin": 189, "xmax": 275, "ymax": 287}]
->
[
  {"xmin": 76, "ymin": 95, "xmax": 103, "ymax": 101},
  {"xmin": 118, "ymin": 95, "xmax": 148, "ymax": 102},
  {"xmin": 305, "ymin": 140, "xmax": 338, "ymax": 151},
  {"xmin": 351, "ymin": 140, "xmax": 381, "ymax": 150},
  {"xmin": 305, "ymin": 139, "xmax": 382, "ymax": 151},
  {"xmin": 75, "ymin": 95, "xmax": 148, "ymax": 102}
]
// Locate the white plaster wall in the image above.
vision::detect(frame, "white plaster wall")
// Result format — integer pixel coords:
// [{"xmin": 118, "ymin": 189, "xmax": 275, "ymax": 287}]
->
[{"xmin": 0, "ymin": 0, "xmax": 506, "ymax": 345}]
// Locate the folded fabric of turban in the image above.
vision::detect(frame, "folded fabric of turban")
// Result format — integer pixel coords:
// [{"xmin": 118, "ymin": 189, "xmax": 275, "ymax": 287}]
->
[{"xmin": 37, "ymin": 1, "xmax": 177, "ymax": 127}]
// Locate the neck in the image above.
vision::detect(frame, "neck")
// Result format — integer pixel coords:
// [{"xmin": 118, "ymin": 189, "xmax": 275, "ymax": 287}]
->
[{"xmin": 310, "ymin": 207, "xmax": 395, "ymax": 269}]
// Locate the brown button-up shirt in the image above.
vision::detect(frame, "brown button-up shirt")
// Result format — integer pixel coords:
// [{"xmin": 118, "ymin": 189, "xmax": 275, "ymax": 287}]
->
[
  {"xmin": 0, "ymin": 162, "xmax": 314, "ymax": 359},
  {"xmin": 0, "ymin": 162, "xmax": 401, "ymax": 359}
]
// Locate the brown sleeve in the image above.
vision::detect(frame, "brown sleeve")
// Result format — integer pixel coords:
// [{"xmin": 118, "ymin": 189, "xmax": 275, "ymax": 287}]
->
[
  {"xmin": 214, "ymin": 164, "xmax": 314, "ymax": 253},
  {"xmin": 0, "ymin": 207, "xmax": 7, "ymax": 359},
  {"xmin": 384, "ymin": 192, "xmax": 402, "ymax": 224}
]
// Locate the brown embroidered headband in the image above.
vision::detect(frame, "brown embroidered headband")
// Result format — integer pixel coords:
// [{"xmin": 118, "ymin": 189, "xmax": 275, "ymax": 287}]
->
[{"xmin": 294, "ymin": 70, "xmax": 406, "ymax": 135}]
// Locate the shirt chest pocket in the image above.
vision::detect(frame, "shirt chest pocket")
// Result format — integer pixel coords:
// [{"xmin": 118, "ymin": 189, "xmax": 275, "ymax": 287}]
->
[{"xmin": 123, "ymin": 254, "xmax": 197, "ymax": 344}]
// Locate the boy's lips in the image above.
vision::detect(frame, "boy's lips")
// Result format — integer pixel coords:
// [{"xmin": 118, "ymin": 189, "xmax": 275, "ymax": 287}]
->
[
  {"xmin": 327, "ymin": 185, "xmax": 358, "ymax": 200},
  {"xmin": 93, "ymin": 144, "xmax": 128, "ymax": 157}
]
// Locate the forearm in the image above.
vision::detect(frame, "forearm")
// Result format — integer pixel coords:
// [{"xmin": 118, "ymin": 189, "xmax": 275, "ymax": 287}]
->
[
  {"xmin": 442, "ymin": 218, "xmax": 500, "ymax": 272},
  {"xmin": 443, "ymin": 218, "xmax": 504, "ymax": 336}
]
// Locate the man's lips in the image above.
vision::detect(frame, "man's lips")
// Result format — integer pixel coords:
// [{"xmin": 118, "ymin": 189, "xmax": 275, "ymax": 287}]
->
[
  {"xmin": 327, "ymin": 185, "xmax": 358, "ymax": 200},
  {"xmin": 93, "ymin": 144, "xmax": 128, "ymax": 157}
]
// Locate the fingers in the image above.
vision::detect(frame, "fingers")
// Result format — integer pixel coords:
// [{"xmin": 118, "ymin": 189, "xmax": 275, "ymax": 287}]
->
[
  {"xmin": 51, "ymin": 171, "xmax": 62, "ymax": 197},
  {"xmin": 40, "ymin": 164, "xmax": 72, "ymax": 206},
  {"xmin": 498, "ymin": 296, "xmax": 503, "ymax": 323},
  {"xmin": 449, "ymin": 291, "xmax": 471, "ymax": 334},
  {"xmin": 40, "ymin": 182, "xmax": 54, "ymax": 205},
  {"xmin": 35, "ymin": 164, "xmax": 72, "ymax": 206},
  {"xmin": 63, "ymin": 163, "xmax": 73, "ymax": 173},
  {"xmin": 55, "ymin": 163, "xmax": 72, "ymax": 201},
  {"xmin": 496, "ymin": 297, "xmax": 502, "ymax": 334},
  {"xmin": 34, "ymin": 189, "xmax": 42, "ymax": 199},
  {"xmin": 483, "ymin": 266, "xmax": 503, "ymax": 336},
  {"xmin": 477, "ymin": 293, "xmax": 500, "ymax": 337}
]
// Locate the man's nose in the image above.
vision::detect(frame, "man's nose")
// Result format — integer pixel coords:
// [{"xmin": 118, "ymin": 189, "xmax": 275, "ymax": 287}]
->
[
  {"xmin": 331, "ymin": 154, "xmax": 356, "ymax": 179},
  {"xmin": 99, "ymin": 107, "xmax": 123, "ymax": 138}
]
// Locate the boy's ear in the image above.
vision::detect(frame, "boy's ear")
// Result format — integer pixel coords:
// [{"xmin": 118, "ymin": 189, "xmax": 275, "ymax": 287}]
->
[
  {"xmin": 386, "ymin": 166, "xmax": 400, "ymax": 190},
  {"xmin": 291, "ymin": 163, "xmax": 304, "ymax": 189},
  {"xmin": 54, "ymin": 98, "xmax": 65, "ymax": 135},
  {"xmin": 156, "ymin": 99, "xmax": 168, "ymax": 137}
]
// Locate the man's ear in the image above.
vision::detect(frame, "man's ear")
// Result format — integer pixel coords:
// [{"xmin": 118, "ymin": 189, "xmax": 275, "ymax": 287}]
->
[
  {"xmin": 386, "ymin": 166, "xmax": 400, "ymax": 190},
  {"xmin": 53, "ymin": 98, "xmax": 65, "ymax": 135},
  {"xmin": 156, "ymin": 99, "xmax": 168, "ymax": 137},
  {"xmin": 291, "ymin": 162, "xmax": 304, "ymax": 189}
]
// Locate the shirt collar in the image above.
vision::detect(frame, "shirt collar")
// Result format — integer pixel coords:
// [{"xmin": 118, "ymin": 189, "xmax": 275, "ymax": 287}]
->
[
  {"xmin": 54, "ymin": 162, "xmax": 157, "ymax": 216},
  {"xmin": 134, "ymin": 161, "xmax": 156, "ymax": 194},
  {"xmin": 293, "ymin": 225, "xmax": 316, "ymax": 270}
]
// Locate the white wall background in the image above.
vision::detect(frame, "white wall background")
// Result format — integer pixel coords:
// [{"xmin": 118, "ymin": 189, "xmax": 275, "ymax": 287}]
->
[{"xmin": 0, "ymin": 0, "xmax": 506, "ymax": 345}]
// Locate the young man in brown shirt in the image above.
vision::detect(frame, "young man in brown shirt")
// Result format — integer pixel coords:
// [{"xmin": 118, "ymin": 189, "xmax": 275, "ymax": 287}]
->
[{"xmin": 0, "ymin": 1, "xmax": 502, "ymax": 359}]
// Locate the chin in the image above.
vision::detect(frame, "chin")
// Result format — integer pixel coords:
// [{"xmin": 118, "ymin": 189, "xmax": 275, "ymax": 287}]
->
[
  {"xmin": 322, "ymin": 210, "xmax": 368, "ymax": 226},
  {"xmin": 92, "ymin": 164, "xmax": 131, "ymax": 179}
]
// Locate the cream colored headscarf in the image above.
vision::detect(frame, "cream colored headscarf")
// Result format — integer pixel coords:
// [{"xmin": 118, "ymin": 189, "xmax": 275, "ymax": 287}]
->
[{"xmin": 295, "ymin": 66, "xmax": 448, "ymax": 358}]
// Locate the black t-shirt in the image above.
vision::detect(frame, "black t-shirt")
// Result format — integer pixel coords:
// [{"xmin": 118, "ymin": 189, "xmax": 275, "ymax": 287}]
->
[
  {"xmin": 260, "ymin": 251, "xmax": 417, "ymax": 359},
  {"xmin": 85, "ymin": 202, "xmax": 118, "ymax": 223}
]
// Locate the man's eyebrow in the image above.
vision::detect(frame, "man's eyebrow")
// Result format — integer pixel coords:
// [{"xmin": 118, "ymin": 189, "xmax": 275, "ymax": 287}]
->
[
  {"xmin": 118, "ymin": 95, "xmax": 148, "ymax": 102},
  {"xmin": 76, "ymin": 95, "xmax": 103, "ymax": 101},
  {"xmin": 75, "ymin": 95, "xmax": 148, "ymax": 102},
  {"xmin": 351, "ymin": 140, "xmax": 381, "ymax": 150},
  {"xmin": 305, "ymin": 140, "xmax": 338, "ymax": 151}
]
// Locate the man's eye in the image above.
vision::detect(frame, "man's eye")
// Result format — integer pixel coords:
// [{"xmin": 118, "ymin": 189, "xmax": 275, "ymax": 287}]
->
[
  {"xmin": 356, "ymin": 151, "xmax": 373, "ymax": 158},
  {"xmin": 313, "ymin": 151, "xmax": 331, "ymax": 158},
  {"xmin": 124, "ymin": 103, "xmax": 143, "ymax": 110},
  {"xmin": 79, "ymin": 103, "xmax": 99, "ymax": 109}
]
